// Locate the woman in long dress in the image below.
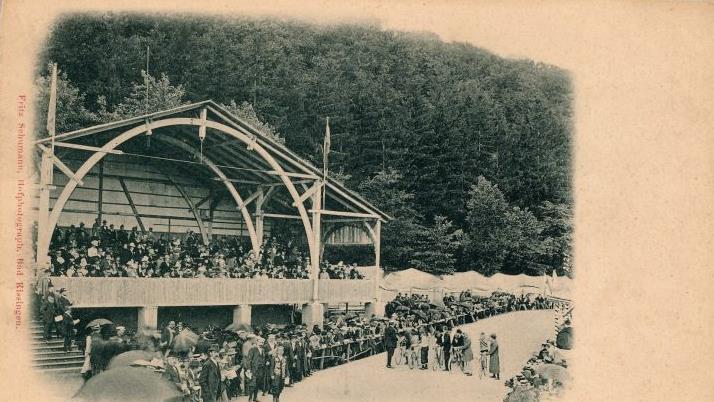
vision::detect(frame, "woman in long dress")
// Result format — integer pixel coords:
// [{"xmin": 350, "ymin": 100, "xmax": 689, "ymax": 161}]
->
[
  {"xmin": 80, "ymin": 325, "xmax": 100, "ymax": 382},
  {"xmin": 488, "ymin": 334, "xmax": 500, "ymax": 379},
  {"xmin": 270, "ymin": 345, "xmax": 288, "ymax": 402}
]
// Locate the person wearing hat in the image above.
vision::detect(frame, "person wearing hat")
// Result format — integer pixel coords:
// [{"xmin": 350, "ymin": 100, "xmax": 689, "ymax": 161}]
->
[
  {"xmin": 60, "ymin": 307, "xmax": 78, "ymax": 352},
  {"xmin": 245, "ymin": 337, "xmax": 266, "ymax": 402},
  {"xmin": 383, "ymin": 320, "xmax": 398, "ymax": 368},
  {"xmin": 161, "ymin": 321, "xmax": 176, "ymax": 357},
  {"xmin": 441, "ymin": 325, "xmax": 452, "ymax": 371},
  {"xmin": 199, "ymin": 345, "xmax": 222, "ymax": 402},
  {"xmin": 269, "ymin": 345, "xmax": 288, "ymax": 402},
  {"xmin": 56, "ymin": 288, "xmax": 72, "ymax": 313},
  {"xmin": 279, "ymin": 334, "xmax": 293, "ymax": 387},
  {"xmin": 40, "ymin": 291, "xmax": 59, "ymax": 341},
  {"xmin": 479, "ymin": 332, "xmax": 489, "ymax": 379},
  {"xmin": 80, "ymin": 324, "xmax": 100, "ymax": 381},
  {"xmin": 489, "ymin": 333, "xmax": 501, "ymax": 379},
  {"xmin": 453, "ymin": 329, "xmax": 474, "ymax": 376}
]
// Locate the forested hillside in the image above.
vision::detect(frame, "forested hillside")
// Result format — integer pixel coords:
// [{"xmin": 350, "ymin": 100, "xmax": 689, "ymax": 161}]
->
[{"xmin": 38, "ymin": 13, "xmax": 573, "ymax": 277}]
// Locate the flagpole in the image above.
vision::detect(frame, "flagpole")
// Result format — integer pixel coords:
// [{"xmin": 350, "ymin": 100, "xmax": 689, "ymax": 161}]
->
[
  {"xmin": 323, "ymin": 116, "xmax": 330, "ymax": 208},
  {"xmin": 47, "ymin": 63, "xmax": 58, "ymax": 155}
]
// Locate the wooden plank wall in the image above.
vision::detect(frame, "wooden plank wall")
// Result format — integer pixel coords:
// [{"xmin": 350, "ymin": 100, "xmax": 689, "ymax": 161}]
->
[{"xmin": 51, "ymin": 277, "xmax": 377, "ymax": 307}]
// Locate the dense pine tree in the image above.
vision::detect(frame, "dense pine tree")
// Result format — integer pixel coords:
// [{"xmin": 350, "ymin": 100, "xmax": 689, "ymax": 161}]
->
[{"xmin": 38, "ymin": 14, "xmax": 573, "ymax": 276}]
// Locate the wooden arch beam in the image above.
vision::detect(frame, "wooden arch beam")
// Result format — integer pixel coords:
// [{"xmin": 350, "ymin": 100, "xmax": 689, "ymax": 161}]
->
[{"xmin": 42, "ymin": 117, "xmax": 314, "ymax": 269}]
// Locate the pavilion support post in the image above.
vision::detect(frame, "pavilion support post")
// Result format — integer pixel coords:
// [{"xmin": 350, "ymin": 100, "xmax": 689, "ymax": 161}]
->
[
  {"xmin": 36, "ymin": 150, "xmax": 54, "ymax": 267},
  {"xmin": 97, "ymin": 160, "xmax": 104, "ymax": 223},
  {"xmin": 254, "ymin": 187, "xmax": 265, "ymax": 245},
  {"xmin": 367, "ymin": 219, "xmax": 385, "ymax": 317},
  {"xmin": 310, "ymin": 184, "xmax": 322, "ymax": 302},
  {"xmin": 232, "ymin": 304, "xmax": 252, "ymax": 327},
  {"xmin": 301, "ymin": 182, "xmax": 324, "ymax": 328},
  {"xmin": 137, "ymin": 306, "xmax": 159, "ymax": 331},
  {"xmin": 301, "ymin": 302, "xmax": 324, "ymax": 330},
  {"xmin": 208, "ymin": 198, "xmax": 215, "ymax": 240}
]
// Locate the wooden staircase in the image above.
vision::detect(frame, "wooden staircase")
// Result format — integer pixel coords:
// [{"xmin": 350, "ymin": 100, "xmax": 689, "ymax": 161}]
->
[{"xmin": 30, "ymin": 318, "xmax": 84, "ymax": 376}]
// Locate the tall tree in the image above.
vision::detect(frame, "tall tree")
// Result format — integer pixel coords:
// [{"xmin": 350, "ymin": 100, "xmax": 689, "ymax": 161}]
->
[
  {"xmin": 34, "ymin": 66, "xmax": 99, "ymax": 137},
  {"xmin": 410, "ymin": 216, "xmax": 463, "ymax": 275},
  {"xmin": 358, "ymin": 168, "xmax": 424, "ymax": 271}
]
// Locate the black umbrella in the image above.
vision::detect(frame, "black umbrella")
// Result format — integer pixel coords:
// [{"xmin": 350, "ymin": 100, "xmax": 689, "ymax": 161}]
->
[
  {"xmin": 106, "ymin": 350, "xmax": 157, "ymax": 370},
  {"xmin": 225, "ymin": 322, "xmax": 254, "ymax": 333},
  {"xmin": 172, "ymin": 329, "xmax": 199, "ymax": 352},
  {"xmin": 71, "ymin": 366, "xmax": 183, "ymax": 402},
  {"xmin": 395, "ymin": 306, "xmax": 410, "ymax": 312}
]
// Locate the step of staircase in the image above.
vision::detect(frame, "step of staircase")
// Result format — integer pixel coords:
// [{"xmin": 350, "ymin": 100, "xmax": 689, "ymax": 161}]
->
[
  {"xmin": 32, "ymin": 353, "xmax": 84, "ymax": 363},
  {"xmin": 33, "ymin": 358, "xmax": 85, "ymax": 370},
  {"xmin": 37, "ymin": 366, "xmax": 82, "ymax": 376},
  {"xmin": 32, "ymin": 339, "xmax": 66, "ymax": 347},
  {"xmin": 34, "ymin": 349, "xmax": 84, "ymax": 358},
  {"xmin": 32, "ymin": 342, "xmax": 78, "ymax": 353}
]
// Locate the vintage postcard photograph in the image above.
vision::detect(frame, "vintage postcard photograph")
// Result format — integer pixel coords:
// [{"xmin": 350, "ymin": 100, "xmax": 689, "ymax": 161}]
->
[{"xmin": 1, "ymin": 1, "xmax": 712, "ymax": 402}]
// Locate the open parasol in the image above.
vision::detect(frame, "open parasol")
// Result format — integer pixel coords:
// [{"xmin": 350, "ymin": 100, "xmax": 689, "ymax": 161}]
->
[
  {"xmin": 172, "ymin": 329, "xmax": 199, "ymax": 352},
  {"xmin": 556, "ymin": 327, "xmax": 573, "ymax": 350},
  {"xmin": 106, "ymin": 350, "xmax": 157, "ymax": 370},
  {"xmin": 70, "ymin": 366, "xmax": 183, "ymax": 402},
  {"xmin": 85, "ymin": 318, "xmax": 113, "ymax": 329},
  {"xmin": 535, "ymin": 363, "xmax": 571, "ymax": 384}
]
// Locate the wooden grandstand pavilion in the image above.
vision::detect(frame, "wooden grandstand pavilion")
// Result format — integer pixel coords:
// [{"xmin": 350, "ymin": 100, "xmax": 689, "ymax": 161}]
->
[{"xmin": 33, "ymin": 100, "xmax": 390, "ymax": 330}]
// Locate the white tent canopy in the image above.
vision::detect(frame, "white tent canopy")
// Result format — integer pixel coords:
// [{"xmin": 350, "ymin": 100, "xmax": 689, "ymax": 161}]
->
[
  {"xmin": 381, "ymin": 268, "xmax": 443, "ymax": 290},
  {"xmin": 381, "ymin": 269, "xmax": 573, "ymax": 299}
]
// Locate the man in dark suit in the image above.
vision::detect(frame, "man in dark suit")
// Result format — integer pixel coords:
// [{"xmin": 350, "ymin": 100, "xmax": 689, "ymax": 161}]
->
[
  {"xmin": 56, "ymin": 288, "xmax": 72, "ymax": 313},
  {"xmin": 199, "ymin": 346, "xmax": 222, "ymax": 402},
  {"xmin": 245, "ymin": 337, "xmax": 266, "ymax": 402},
  {"xmin": 383, "ymin": 320, "xmax": 398, "ymax": 368},
  {"xmin": 442, "ymin": 327, "xmax": 452, "ymax": 371},
  {"xmin": 160, "ymin": 321, "xmax": 176, "ymax": 357},
  {"xmin": 61, "ymin": 307, "xmax": 76, "ymax": 352}
]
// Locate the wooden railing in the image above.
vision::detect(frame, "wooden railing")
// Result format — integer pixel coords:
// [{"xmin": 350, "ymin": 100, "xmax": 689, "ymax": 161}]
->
[
  {"xmin": 319, "ymin": 279, "xmax": 375, "ymax": 304},
  {"xmin": 49, "ymin": 277, "xmax": 376, "ymax": 307}
]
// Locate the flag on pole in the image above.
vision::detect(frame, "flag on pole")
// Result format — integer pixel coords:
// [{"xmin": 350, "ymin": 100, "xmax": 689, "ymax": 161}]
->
[{"xmin": 47, "ymin": 63, "xmax": 58, "ymax": 153}]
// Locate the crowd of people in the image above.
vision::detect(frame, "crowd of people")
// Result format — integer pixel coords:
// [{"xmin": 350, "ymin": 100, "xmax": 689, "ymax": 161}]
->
[
  {"xmin": 378, "ymin": 291, "xmax": 549, "ymax": 378},
  {"xmin": 45, "ymin": 220, "xmax": 363, "ymax": 280},
  {"xmin": 35, "ymin": 266, "xmax": 559, "ymax": 402},
  {"xmin": 502, "ymin": 302, "xmax": 573, "ymax": 402},
  {"xmin": 65, "ymin": 315, "xmax": 389, "ymax": 402}
]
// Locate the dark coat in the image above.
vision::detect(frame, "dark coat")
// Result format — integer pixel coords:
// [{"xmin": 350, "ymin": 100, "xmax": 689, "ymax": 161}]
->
[
  {"xmin": 55, "ymin": 295, "xmax": 72, "ymax": 315},
  {"xmin": 160, "ymin": 327, "xmax": 174, "ymax": 349},
  {"xmin": 199, "ymin": 358, "xmax": 222, "ymax": 402},
  {"xmin": 489, "ymin": 340, "xmax": 500, "ymax": 374},
  {"xmin": 60, "ymin": 311, "xmax": 75, "ymax": 336},
  {"xmin": 442, "ymin": 332, "xmax": 452, "ymax": 351},
  {"xmin": 244, "ymin": 345, "xmax": 266, "ymax": 387},
  {"xmin": 383, "ymin": 326, "xmax": 398, "ymax": 349}
]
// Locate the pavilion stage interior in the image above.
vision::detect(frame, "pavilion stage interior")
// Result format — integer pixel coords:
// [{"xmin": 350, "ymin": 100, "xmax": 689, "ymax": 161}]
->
[{"xmin": 32, "ymin": 101, "xmax": 391, "ymax": 331}]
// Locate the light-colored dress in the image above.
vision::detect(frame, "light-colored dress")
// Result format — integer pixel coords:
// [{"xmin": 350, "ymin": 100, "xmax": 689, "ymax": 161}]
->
[{"xmin": 80, "ymin": 335, "xmax": 92, "ymax": 374}]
